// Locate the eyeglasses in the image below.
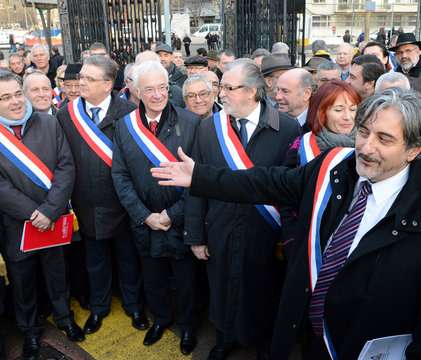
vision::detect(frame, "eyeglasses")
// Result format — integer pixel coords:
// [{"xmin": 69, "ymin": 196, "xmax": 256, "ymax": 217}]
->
[
  {"xmin": 0, "ymin": 90, "xmax": 24, "ymax": 102},
  {"xmin": 185, "ymin": 90, "xmax": 211, "ymax": 100},
  {"xmin": 141, "ymin": 85, "xmax": 169, "ymax": 96},
  {"xmin": 396, "ymin": 47, "xmax": 419, "ymax": 57},
  {"xmin": 79, "ymin": 74, "xmax": 110, "ymax": 82},
  {"xmin": 219, "ymin": 84, "xmax": 246, "ymax": 92}
]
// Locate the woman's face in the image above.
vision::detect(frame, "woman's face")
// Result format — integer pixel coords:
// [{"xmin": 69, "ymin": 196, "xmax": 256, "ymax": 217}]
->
[{"xmin": 325, "ymin": 93, "xmax": 357, "ymax": 134}]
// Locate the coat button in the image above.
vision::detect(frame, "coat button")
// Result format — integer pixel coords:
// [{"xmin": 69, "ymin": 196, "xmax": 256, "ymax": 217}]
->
[
  {"xmin": 401, "ymin": 219, "xmax": 407, "ymax": 226},
  {"xmin": 334, "ymin": 179, "xmax": 339, "ymax": 183},
  {"xmin": 333, "ymin": 170, "xmax": 338, "ymax": 175},
  {"xmin": 336, "ymin": 195, "xmax": 342, "ymax": 200},
  {"xmin": 392, "ymin": 230, "xmax": 398, "ymax": 236},
  {"xmin": 305, "ymin": 288, "xmax": 309, "ymax": 293},
  {"xmin": 292, "ymin": 324, "xmax": 296, "ymax": 329},
  {"xmin": 413, "ymin": 221, "xmax": 418, "ymax": 227},
  {"xmin": 184, "ymin": 231, "xmax": 188, "ymax": 236}
]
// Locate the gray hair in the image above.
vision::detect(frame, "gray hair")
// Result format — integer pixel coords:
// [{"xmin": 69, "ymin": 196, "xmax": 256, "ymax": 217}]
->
[
  {"xmin": 31, "ymin": 44, "xmax": 49, "ymax": 58},
  {"xmin": 355, "ymin": 88, "xmax": 421, "ymax": 149},
  {"xmin": 8, "ymin": 53, "xmax": 24, "ymax": 64},
  {"xmin": 312, "ymin": 40, "xmax": 328, "ymax": 54},
  {"xmin": 317, "ymin": 61, "xmax": 341, "ymax": 73},
  {"xmin": 23, "ymin": 70, "xmax": 51, "ymax": 92},
  {"xmin": 182, "ymin": 74, "xmax": 212, "ymax": 97},
  {"xmin": 83, "ymin": 55, "xmax": 119, "ymax": 82},
  {"xmin": 300, "ymin": 69, "xmax": 314, "ymax": 89},
  {"xmin": 135, "ymin": 50, "xmax": 160, "ymax": 64},
  {"xmin": 0, "ymin": 70, "xmax": 22, "ymax": 86},
  {"xmin": 375, "ymin": 72, "xmax": 411, "ymax": 93},
  {"xmin": 225, "ymin": 58, "xmax": 266, "ymax": 101},
  {"xmin": 132, "ymin": 60, "xmax": 168, "ymax": 90},
  {"xmin": 124, "ymin": 63, "xmax": 134, "ymax": 80}
]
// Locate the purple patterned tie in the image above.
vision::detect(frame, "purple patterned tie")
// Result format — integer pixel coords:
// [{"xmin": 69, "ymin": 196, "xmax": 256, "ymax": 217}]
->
[{"xmin": 309, "ymin": 180, "xmax": 372, "ymax": 336}]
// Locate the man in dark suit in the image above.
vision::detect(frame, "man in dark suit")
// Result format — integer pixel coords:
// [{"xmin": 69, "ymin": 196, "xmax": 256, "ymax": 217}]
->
[
  {"xmin": 0, "ymin": 71, "xmax": 84, "ymax": 360},
  {"xmin": 151, "ymin": 88, "xmax": 421, "ymax": 360},
  {"xmin": 56, "ymin": 55, "xmax": 147, "ymax": 335},
  {"xmin": 184, "ymin": 59, "xmax": 300, "ymax": 360},
  {"xmin": 112, "ymin": 60, "xmax": 199, "ymax": 355}
]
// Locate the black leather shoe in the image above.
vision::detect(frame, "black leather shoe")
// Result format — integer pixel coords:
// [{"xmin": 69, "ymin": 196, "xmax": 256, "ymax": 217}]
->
[
  {"xmin": 83, "ymin": 313, "xmax": 104, "ymax": 334},
  {"xmin": 143, "ymin": 323, "xmax": 165, "ymax": 346},
  {"xmin": 207, "ymin": 345, "xmax": 233, "ymax": 360},
  {"xmin": 59, "ymin": 321, "xmax": 85, "ymax": 342},
  {"xmin": 180, "ymin": 330, "xmax": 197, "ymax": 355},
  {"xmin": 22, "ymin": 336, "xmax": 40, "ymax": 360},
  {"xmin": 130, "ymin": 311, "xmax": 149, "ymax": 330}
]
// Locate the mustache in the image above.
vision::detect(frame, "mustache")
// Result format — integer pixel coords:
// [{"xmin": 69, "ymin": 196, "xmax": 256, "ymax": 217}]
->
[{"xmin": 358, "ymin": 153, "xmax": 380, "ymax": 164}]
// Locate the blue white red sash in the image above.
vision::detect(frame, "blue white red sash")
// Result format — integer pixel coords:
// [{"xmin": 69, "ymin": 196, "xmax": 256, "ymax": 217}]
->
[
  {"xmin": 119, "ymin": 87, "xmax": 129, "ymax": 101},
  {"xmin": 307, "ymin": 147, "xmax": 354, "ymax": 359},
  {"xmin": 52, "ymin": 87, "xmax": 62, "ymax": 107},
  {"xmin": 299, "ymin": 132, "xmax": 321, "ymax": 166},
  {"xmin": 123, "ymin": 108, "xmax": 177, "ymax": 166},
  {"xmin": 68, "ymin": 97, "xmax": 113, "ymax": 167},
  {"xmin": 0, "ymin": 124, "xmax": 53, "ymax": 191},
  {"xmin": 213, "ymin": 110, "xmax": 281, "ymax": 231}
]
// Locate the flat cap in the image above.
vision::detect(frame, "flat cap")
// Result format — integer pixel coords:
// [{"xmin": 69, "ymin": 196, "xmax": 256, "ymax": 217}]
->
[
  {"xmin": 64, "ymin": 63, "xmax": 82, "ymax": 80},
  {"xmin": 155, "ymin": 43, "xmax": 173, "ymax": 54},
  {"xmin": 184, "ymin": 55, "xmax": 208, "ymax": 67},
  {"xmin": 303, "ymin": 57, "xmax": 330, "ymax": 73}
]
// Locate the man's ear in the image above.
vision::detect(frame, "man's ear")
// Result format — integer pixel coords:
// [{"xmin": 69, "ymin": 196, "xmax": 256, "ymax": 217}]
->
[{"xmin": 407, "ymin": 146, "xmax": 421, "ymax": 162}]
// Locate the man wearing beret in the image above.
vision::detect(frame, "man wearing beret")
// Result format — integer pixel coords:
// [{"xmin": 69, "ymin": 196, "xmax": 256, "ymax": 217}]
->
[{"xmin": 184, "ymin": 56, "xmax": 209, "ymax": 77}]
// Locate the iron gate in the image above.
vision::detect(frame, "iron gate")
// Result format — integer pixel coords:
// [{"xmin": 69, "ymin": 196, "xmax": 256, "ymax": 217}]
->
[{"xmin": 59, "ymin": 0, "xmax": 162, "ymax": 64}]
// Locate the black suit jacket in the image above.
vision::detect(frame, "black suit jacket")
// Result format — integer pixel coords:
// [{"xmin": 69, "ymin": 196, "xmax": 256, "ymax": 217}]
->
[
  {"xmin": 57, "ymin": 94, "xmax": 136, "ymax": 239},
  {"xmin": 189, "ymin": 152, "xmax": 421, "ymax": 360}
]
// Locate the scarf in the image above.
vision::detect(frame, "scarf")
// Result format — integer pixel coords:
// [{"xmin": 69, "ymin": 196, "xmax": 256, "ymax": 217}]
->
[
  {"xmin": 0, "ymin": 100, "xmax": 33, "ymax": 130},
  {"xmin": 316, "ymin": 127, "xmax": 356, "ymax": 152}
]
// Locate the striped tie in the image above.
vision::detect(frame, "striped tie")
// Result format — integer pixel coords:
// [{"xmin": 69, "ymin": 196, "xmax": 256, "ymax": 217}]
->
[{"xmin": 309, "ymin": 180, "xmax": 372, "ymax": 336}]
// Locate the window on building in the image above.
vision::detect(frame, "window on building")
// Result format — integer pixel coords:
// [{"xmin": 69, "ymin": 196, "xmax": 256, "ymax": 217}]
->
[{"xmin": 312, "ymin": 15, "xmax": 331, "ymax": 28}]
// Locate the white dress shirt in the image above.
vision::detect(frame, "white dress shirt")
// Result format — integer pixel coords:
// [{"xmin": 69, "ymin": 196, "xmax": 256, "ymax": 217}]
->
[
  {"xmin": 296, "ymin": 108, "xmax": 308, "ymax": 128},
  {"xmin": 85, "ymin": 95, "xmax": 112, "ymax": 124},
  {"xmin": 346, "ymin": 165, "xmax": 410, "ymax": 256},
  {"xmin": 145, "ymin": 112, "xmax": 163, "ymax": 125},
  {"xmin": 236, "ymin": 103, "xmax": 261, "ymax": 143}
]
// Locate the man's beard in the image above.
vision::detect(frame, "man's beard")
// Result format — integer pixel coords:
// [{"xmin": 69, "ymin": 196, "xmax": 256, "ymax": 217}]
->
[{"xmin": 400, "ymin": 60, "xmax": 416, "ymax": 73}]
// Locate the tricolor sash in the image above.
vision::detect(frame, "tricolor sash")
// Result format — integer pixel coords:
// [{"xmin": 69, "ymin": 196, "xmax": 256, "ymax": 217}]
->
[
  {"xmin": 68, "ymin": 97, "xmax": 113, "ymax": 167},
  {"xmin": 123, "ymin": 108, "xmax": 177, "ymax": 166},
  {"xmin": 52, "ymin": 87, "xmax": 62, "ymax": 107},
  {"xmin": 299, "ymin": 132, "xmax": 321, "ymax": 166},
  {"xmin": 213, "ymin": 110, "xmax": 281, "ymax": 231},
  {"xmin": 0, "ymin": 125, "xmax": 53, "ymax": 191},
  {"xmin": 307, "ymin": 146, "xmax": 354, "ymax": 359}
]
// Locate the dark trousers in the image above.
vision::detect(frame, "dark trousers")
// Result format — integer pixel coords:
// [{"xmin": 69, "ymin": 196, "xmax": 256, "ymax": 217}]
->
[
  {"xmin": 142, "ymin": 254, "xmax": 196, "ymax": 330},
  {"xmin": 184, "ymin": 44, "xmax": 190, "ymax": 57},
  {"xmin": 84, "ymin": 230, "xmax": 142, "ymax": 315},
  {"xmin": 7, "ymin": 247, "xmax": 72, "ymax": 336}
]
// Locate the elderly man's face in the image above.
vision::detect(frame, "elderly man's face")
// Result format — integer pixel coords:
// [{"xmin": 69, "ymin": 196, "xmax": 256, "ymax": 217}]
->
[
  {"xmin": 79, "ymin": 64, "xmax": 113, "ymax": 104},
  {"xmin": 137, "ymin": 71, "xmax": 169, "ymax": 116},
  {"xmin": 336, "ymin": 44, "xmax": 353, "ymax": 68},
  {"xmin": 24, "ymin": 75, "xmax": 52, "ymax": 112},
  {"xmin": 63, "ymin": 79, "xmax": 81, "ymax": 101},
  {"xmin": 9, "ymin": 56, "xmax": 25, "ymax": 75},
  {"xmin": 355, "ymin": 107, "xmax": 420, "ymax": 182},
  {"xmin": 184, "ymin": 81, "xmax": 214, "ymax": 118},
  {"xmin": 396, "ymin": 44, "xmax": 421, "ymax": 72},
  {"xmin": 316, "ymin": 69, "xmax": 341, "ymax": 87},
  {"xmin": 31, "ymin": 48, "xmax": 49, "ymax": 69},
  {"xmin": 186, "ymin": 65, "xmax": 207, "ymax": 77},
  {"xmin": 0, "ymin": 80, "xmax": 26, "ymax": 120},
  {"xmin": 275, "ymin": 72, "xmax": 311, "ymax": 117}
]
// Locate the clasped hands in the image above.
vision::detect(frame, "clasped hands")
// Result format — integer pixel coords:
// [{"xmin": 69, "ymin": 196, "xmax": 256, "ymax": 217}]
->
[
  {"xmin": 144, "ymin": 210, "xmax": 172, "ymax": 231},
  {"xmin": 30, "ymin": 209, "xmax": 52, "ymax": 231}
]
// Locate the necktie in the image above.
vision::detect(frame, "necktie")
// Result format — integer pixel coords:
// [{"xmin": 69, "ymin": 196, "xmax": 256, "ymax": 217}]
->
[
  {"xmin": 238, "ymin": 118, "xmax": 248, "ymax": 148},
  {"xmin": 11, "ymin": 125, "xmax": 23, "ymax": 141},
  {"xmin": 309, "ymin": 180, "xmax": 372, "ymax": 336},
  {"xmin": 149, "ymin": 120, "xmax": 158, "ymax": 136},
  {"xmin": 91, "ymin": 107, "xmax": 101, "ymax": 125}
]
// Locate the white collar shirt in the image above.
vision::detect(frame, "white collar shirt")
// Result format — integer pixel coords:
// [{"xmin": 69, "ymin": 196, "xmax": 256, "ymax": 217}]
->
[
  {"xmin": 235, "ymin": 102, "xmax": 261, "ymax": 143},
  {"xmin": 85, "ymin": 95, "xmax": 112, "ymax": 124},
  {"xmin": 145, "ymin": 112, "xmax": 163, "ymax": 125},
  {"xmin": 296, "ymin": 108, "xmax": 308, "ymax": 127}
]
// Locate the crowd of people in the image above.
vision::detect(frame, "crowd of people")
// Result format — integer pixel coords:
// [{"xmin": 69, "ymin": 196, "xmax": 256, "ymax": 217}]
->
[{"xmin": 0, "ymin": 29, "xmax": 419, "ymax": 360}]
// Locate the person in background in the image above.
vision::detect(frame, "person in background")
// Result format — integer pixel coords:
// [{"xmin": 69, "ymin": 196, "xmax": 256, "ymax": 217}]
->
[
  {"xmin": 155, "ymin": 43, "xmax": 187, "ymax": 88},
  {"xmin": 62, "ymin": 64, "xmax": 82, "ymax": 105},
  {"xmin": 207, "ymin": 51, "xmax": 218, "ymax": 72},
  {"xmin": 51, "ymin": 46, "xmax": 64, "ymax": 69},
  {"xmin": 53, "ymin": 64, "xmax": 67, "ymax": 109},
  {"xmin": 29, "ymin": 45, "xmax": 58, "ymax": 88},
  {"xmin": 315, "ymin": 61, "xmax": 341, "ymax": 88},
  {"xmin": 8, "ymin": 54, "xmax": 25, "ymax": 78},
  {"xmin": 23, "ymin": 50, "xmax": 31, "ymax": 67},
  {"xmin": 251, "ymin": 48, "xmax": 271, "ymax": 67},
  {"xmin": 9, "ymin": 34, "xmax": 16, "ymax": 53},
  {"xmin": 271, "ymin": 42, "xmax": 290, "ymax": 56},
  {"xmin": 23, "ymin": 70, "xmax": 55, "ymax": 114},
  {"xmin": 173, "ymin": 51, "xmax": 185, "ymax": 68},
  {"xmin": 184, "ymin": 56, "xmax": 208, "ymax": 77},
  {"xmin": 375, "ymin": 72, "xmax": 411, "ymax": 93},
  {"xmin": 197, "ymin": 47, "xmax": 208, "ymax": 57},
  {"xmin": 335, "ymin": 43, "xmax": 354, "ymax": 80},
  {"xmin": 362, "ymin": 41, "xmax": 392, "ymax": 71},
  {"xmin": 183, "ymin": 34, "xmax": 192, "ymax": 57},
  {"xmin": 204, "ymin": 70, "xmax": 220, "ymax": 100},
  {"xmin": 343, "ymin": 30, "xmax": 351, "ymax": 43},
  {"xmin": 376, "ymin": 27, "xmax": 387, "ymax": 45},
  {"xmin": 215, "ymin": 49, "xmax": 236, "ymax": 80},
  {"xmin": 183, "ymin": 74, "xmax": 219, "ymax": 119}
]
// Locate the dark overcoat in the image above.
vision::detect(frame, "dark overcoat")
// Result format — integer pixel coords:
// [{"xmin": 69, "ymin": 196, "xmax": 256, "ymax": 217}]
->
[
  {"xmin": 56, "ymin": 94, "xmax": 136, "ymax": 239},
  {"xmin": 184, "ymin": 101, "xmax": 301, "ymax": 345},
  {"xmin": 112, "ymin": 103, "xmax": 199, "ymax": 258},
  {"xmin": 189, "ymin": 151, "xmax": 421, "ymax": 360},
  {"xmin": 0, "ymin": 112, "xmax": 75, "ymax": 261}
]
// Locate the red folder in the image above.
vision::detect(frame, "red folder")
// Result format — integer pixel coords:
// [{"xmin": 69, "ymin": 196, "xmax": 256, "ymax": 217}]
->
[{"xmin": 20, "ymin": 214, "xmax": 74, "ymax": 252}]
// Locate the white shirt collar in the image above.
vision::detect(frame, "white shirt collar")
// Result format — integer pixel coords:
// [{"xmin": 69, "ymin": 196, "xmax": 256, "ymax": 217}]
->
[
  {"xmin": 356, "ymin": 165, "xmax": 410, "ymax": 206},
  {"xmin": 296, "ymin": 108, "xmax": 308, "ymax": 127},
  {"xmin": 145, "ymin": 112, "xmax": 163, "ymax": 124},
  {"xmin": 85, "ymin": 94, "xmax": 112, "ymax": 116},
  {"xmin": 236, "ymin": 103, "xmax": 261, "ymax": 126}
]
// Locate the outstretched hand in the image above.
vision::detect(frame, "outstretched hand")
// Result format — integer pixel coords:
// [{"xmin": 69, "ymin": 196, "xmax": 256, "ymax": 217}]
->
[{"xmin": 151, "ymin": 147, "xmax": 195, "ymax": 187}]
